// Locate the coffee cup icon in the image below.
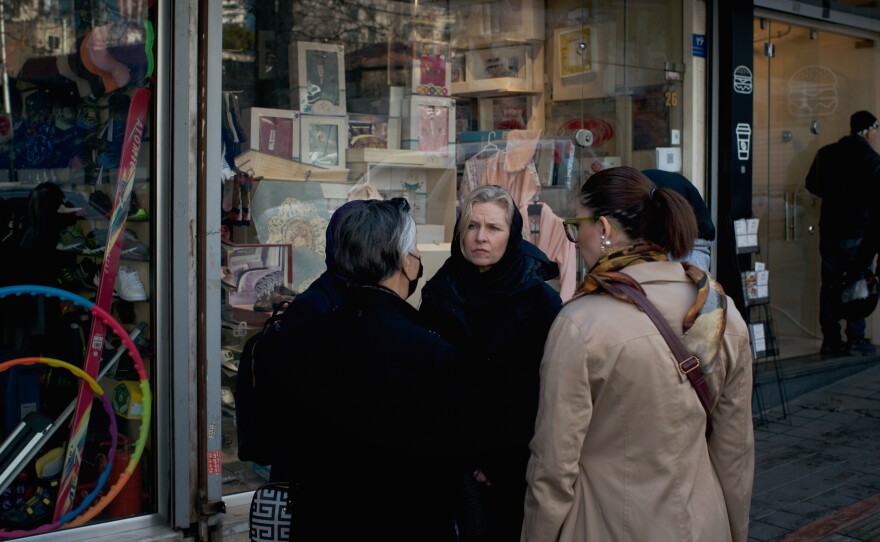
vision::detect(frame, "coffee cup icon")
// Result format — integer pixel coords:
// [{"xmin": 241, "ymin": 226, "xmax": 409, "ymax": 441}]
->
[{"xmin": 736, "ymin": 123, "xmax": 751, "ymax": 160}]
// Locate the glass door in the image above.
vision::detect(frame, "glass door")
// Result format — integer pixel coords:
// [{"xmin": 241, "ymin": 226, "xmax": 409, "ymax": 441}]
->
[{"xmin": 753, "ymin": 16, "xmax": 879, "ymax": 359}]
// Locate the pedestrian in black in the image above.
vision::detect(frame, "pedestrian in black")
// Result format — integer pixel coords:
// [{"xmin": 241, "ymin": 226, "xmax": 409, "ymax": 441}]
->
[
  {"xmin": 419, "ymin": 184, "xmax": 562, "ymax": 540},
  {"xmin": 288, "ymin": 198, "xmax": 468, "ymax": 541},
  {"xmin": 806, "ymin": 110, "xmax": 880, "ymax": 355},
  {"xmin": 265, "ymin": 199, "xmax": 365, "ymax": 483}
]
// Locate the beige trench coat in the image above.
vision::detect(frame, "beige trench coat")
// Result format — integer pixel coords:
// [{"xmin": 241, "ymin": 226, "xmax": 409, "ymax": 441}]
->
[{"xmin": 523, "ymin": 262, "xmax": 754, "ymax": 542}]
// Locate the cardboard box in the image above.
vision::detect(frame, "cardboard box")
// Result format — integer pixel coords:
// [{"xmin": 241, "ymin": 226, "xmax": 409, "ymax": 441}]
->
[
  {"xmin": 478, "ymin": 95, "xmax": 531, "ymax": 131},
  {"xmin": 112, "ymin": 380, "xmax": 144, "ymax": 420},
  {"xmin": 409, "ymin": 41, "xmax": 452, "ymax": 97},
  {"xmin": 347, "ymin": 113, "xmax": 400, "ymax": 150},
  {"xmin": 450, "ymin": 0, "xmax": 544, "ymax": 47},
  {"xmin": 400, "ymin": 96, "xmax": 456, "ymax": 161},
  {"xmin": 453, "ymin": 44, "xmax": 536, "ymax": 95},
  {"xmin": 242, "ymin": 108, "xmax": 301, "ymax": 161},
  {"xmin": 289, "ymin": 41, "xmax": 347, "ymax": 116}
]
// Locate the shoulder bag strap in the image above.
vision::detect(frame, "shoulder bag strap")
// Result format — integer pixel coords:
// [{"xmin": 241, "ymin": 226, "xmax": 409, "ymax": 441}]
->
[{"xmin": 603, "ymin": 280, "xmax": 713, "ymax": 437}]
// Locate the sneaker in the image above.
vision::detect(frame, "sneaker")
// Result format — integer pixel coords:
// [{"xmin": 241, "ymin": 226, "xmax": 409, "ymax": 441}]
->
[
  {"xmin": 87, "ymin": 228, "xmax": 149, "ymax": 260},
  {"xmin": 846, "ymin": 338, "xmax": 876, "ymax": 356},
  {"xmin": 114, "ymin": 265, "xmax": 147, "ymax": 302},
  {"xmin": 73, "ymin": 258, "xmax": 99, "ymax": 290},
  {"xmin": 88, "ymin": 189, "xmax": 113, "ymax": 217},
  {"xmin": 820, "ymin": 338, "xmax": 847, "ymax": 356},
  {"xmin": 56, "ymin": 224, "xmax": 90, "ymax": 252},
  {"xmin": 56, "ymin": 266, "xmax": 78, "ymax": 290},
  {"xmin": 220, "ymin": 348, "xmax": 239, "ymax": 375},
  {"xmin": 128, "ymin": 193, "xmax": 148, "ymax": 221},
  {"xmin": 221, "ymin": 386, "xmax": 236, "ymax": 410}
]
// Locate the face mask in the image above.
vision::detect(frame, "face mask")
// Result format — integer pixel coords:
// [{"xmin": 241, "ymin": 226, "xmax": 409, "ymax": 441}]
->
[{"xmin": 406, "ymin": 258, "xmax": 424, "ymax": 299}]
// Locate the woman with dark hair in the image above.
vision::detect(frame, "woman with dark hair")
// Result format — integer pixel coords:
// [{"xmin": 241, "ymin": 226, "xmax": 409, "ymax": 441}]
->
[
  {"xmin": 522, "ymin": 167, "xmax": 754, "ymax": 542},
  {"xmin": 419, "ymin": 184, "xmax": 562, "ymax": 540}
]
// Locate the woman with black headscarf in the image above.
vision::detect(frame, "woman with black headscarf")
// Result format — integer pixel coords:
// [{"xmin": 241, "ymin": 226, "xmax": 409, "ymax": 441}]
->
[{"xmin": 419, "ymin": 184, "xmax": 562, "ymax": 540}]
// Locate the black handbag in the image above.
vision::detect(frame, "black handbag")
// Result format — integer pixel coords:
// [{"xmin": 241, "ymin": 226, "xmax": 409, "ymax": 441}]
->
[{"xmin": 249, "ymin": 482, "xmax": 291, "ymax": 542}]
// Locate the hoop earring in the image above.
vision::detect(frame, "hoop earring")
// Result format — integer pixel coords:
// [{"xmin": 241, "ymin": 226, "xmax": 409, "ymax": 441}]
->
[{"xmin": 600, "ymin": 233, "xmax": 612, "ymax": 255}]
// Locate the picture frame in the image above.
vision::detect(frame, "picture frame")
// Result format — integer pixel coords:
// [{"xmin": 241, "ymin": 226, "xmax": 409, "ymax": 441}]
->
[
  {"xmin": 221, "ymin": 241, "xmax": 294, "ymax": 311},
  {"xmin": 299, "ymin": 115, "xmax": 347, "ymax": 168},
  {"xmin": 557, "ymin": 26, "xmax": 594, "ymax": 79},
  {"xmin": 400, "ymin": 96, "xmax": 456, "ymax": 164},
  {"xmin": 289, "ymin": 41, "xmax": 347, "ymax": 116},
  {"xmin": 242, "ymin": 108, "xmax": 301, "ymax": 161},
  {"xmin": 411, "ymin": 41, "xmax": 452, "ymax": 97},
  {"xmin": 478, "ymin": 95, "xmax": 531, "ymax": 131}
]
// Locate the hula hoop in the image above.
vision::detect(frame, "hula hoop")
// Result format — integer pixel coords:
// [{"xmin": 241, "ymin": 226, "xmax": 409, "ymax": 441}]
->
[
  {"xmin": 0, "ymin": 357, "xmax": 117, "ymax": 538},
  {"xmin": 0, "ymin": 285, "xmax": 152, "ymax": 531}
]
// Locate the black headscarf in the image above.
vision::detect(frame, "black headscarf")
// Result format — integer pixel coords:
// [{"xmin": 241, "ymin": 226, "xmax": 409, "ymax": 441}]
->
[{"xmin": 443, "ymin": 204, "xmax": 559, "ymax": 307}]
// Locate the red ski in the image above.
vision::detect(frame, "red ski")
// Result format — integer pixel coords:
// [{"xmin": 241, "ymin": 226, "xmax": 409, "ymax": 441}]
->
[{"xmin": 53, "ymin": 87, "xmax": 151, "ymax": 521}]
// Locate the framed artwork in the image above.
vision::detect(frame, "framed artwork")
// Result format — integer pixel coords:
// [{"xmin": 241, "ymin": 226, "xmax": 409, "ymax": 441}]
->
[
  {"xmin": 411, "ymin": 41, "xmax": 451, "ymax": 97},
  {"xmin": 557, "ymin": 26, "xmax": 594, "ymax": 79},
  {"xmin": 242, "ymin": 107, "xmax": 301, "ymax": 161},
  {"xmin": 299, "ymin": 115, "xmax": 347, "ymax": 168},
  {"xmin": 289, "ymin": 41, "xmax": 347, "ymax": 116},
  {"xmin": 221, "ymin": 241, "xmax": 294, "ymax": 310}
]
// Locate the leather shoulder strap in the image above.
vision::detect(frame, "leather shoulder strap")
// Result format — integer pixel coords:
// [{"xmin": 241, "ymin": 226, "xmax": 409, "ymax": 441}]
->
[{"xmin": 603, "ymin": 280, "xmax": 713, "ymax": 437}]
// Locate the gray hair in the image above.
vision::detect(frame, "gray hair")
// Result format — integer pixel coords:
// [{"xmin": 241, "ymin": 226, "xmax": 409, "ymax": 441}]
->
[{"xmin": 334, "ymin": 198, "xmax": 417, "ymax": 285}]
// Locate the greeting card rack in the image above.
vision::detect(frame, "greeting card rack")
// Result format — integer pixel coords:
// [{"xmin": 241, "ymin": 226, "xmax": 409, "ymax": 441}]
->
[{"xmin": 732, "ymin": 217, "xmax": 789, "ymax": 427}]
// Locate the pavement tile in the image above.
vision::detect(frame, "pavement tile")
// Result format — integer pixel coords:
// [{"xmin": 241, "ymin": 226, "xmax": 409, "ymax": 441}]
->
[{"xmin": 749, "ymin": 362, "xmax": 880, "ymax": 540}]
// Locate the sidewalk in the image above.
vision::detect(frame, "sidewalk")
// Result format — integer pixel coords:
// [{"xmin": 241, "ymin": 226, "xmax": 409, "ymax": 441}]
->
[{"xmin": 748, "ymin": 361, "xmax": 880, "ymax": 541}]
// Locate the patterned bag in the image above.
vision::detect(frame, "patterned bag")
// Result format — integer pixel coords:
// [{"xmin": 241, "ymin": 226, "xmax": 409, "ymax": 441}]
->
[{"xmin": 249, "ymin": 482, "xmax": 291, "ymax": 542}]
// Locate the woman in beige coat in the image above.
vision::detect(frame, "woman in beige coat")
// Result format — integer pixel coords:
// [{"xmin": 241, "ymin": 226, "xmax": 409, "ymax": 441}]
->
[{"xmin": 522, "ymin": 167, "xmax": 754, "ymax": 542}]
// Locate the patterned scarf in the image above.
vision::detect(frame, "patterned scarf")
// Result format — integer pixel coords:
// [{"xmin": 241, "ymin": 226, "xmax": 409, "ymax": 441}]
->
[{"xmin": 575, "ymin": 242, "xmax": 728, "ymax": 369}]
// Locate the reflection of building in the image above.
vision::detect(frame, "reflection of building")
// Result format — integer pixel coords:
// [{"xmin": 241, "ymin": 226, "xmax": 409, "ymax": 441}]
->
[{"xmin": 222, "ymin": 0, "xmax": 250, "ymax": 26}]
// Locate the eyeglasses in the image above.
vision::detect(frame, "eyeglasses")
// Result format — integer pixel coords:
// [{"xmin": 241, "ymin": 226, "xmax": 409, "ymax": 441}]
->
[{"xmin": 562, "ymin": 216, "xmax": 599, "ymax": 243}]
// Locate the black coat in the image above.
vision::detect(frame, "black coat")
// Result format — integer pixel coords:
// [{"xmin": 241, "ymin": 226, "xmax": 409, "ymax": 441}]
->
[
  {"xmin": 268, "ymin": 270, "xmax": 348, "ymax": 482},
  {"xmin": 289, "ymin": 285, "xmax": 468, "ymax": 541},
  {"xmin": 807, "ymin": 134, "xmax": 880, "ymax": 277},
  {"xmin": 418, "ymin": 206, "xmax": 562, "ymax": 538}
]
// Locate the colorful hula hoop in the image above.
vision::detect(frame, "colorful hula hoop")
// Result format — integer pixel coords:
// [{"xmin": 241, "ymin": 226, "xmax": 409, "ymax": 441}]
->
[
  {"xmin": 0, "ymin": 357, "xmax": 117, "ymax": 538},
  {"xmin": 0, "ymin": 285, "xmax": 152, "ymax": 532}
]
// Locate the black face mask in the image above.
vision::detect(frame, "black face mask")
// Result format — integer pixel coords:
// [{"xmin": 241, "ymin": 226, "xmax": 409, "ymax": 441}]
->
[{"xmin": 406, "ymin": 257, "xmax": 424, "ymax": 299}]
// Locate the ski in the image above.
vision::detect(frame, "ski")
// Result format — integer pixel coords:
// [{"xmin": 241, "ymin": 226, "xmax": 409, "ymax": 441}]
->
[{"xmin": 53, "ymin": 87, "xmax": 151, "ymax": 521}]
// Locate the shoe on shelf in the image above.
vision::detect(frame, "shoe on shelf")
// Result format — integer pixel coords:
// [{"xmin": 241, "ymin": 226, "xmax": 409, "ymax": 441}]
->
[
  {"xmin": 128, "ymin": 193, "xmax": 148, "ymax": 221},
  {"xmin": 116, "ymin": 265, "xmax": 147, "ymax": 302},
  {"xmin": 87, "ymin": 228, "xmax": 149, "ymax": 260},
  {"xmin": 846, "ymin": 338, "xmax": 876, "ymax": 356},
  {"xmin": 220, "ymin": 348, "xmax": 239, "ymax": 376},
  {"xmin": 73, "ymin": 258, "xmax": 99, "ymax": 291},
  {"xmin": 88, "ymin": 189, "xmax": 113, "ymax": 218},
  {"xmin": 56, "ymin": 224, "xmax": 90, "ymax": 252},
  {"xmin": 820, "ymin": 338, "xmax": 847, "ymax": 356},
  {"xmin": 221, "ymin": 386, "xmax": 236, "ymax": 413}
]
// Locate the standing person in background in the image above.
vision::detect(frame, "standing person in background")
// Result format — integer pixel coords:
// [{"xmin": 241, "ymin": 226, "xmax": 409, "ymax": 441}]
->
[
  {"xmin": 265, "ymin": 199, "xmax": 365, "ymax": 483},
  {"xmin": 642, "ymin": 168, "xmax": 716, "ymax": 271},
  {"xmin": 288, "ymin": 198, "xmax": 469, "ymax": 541},
  {"xmin": 523, "ymin": 167, "xmax": 754, "ymax": 542},
  {"xmin": 806, "ymin": 110, "xmax": 880, "ymax": 356},
  {"xmin": 420, "ymin": 184, "xmax": 562, "ymax": 541}
]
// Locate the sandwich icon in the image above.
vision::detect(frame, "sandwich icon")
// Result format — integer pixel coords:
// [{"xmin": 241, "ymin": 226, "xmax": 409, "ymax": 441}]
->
[{"xmin": 788, "ymin": 65, "xmax": 838, "ymax": 117}]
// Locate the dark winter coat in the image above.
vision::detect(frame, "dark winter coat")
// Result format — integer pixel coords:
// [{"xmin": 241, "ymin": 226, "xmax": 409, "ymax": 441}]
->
[
  {"xmin": 807, "ymin": 134, "xmax": 880, "ymax": 278},
  {"xmin": 267, "ymin": 269, "xmax": 348, "ymax": 482},
  {"xmin": 289, "ymin": 285, "xmax": 468, "ymax": 541},
  {"xmin": 418, "ymin": 205, "xmax": 562, "ymax": 538}
]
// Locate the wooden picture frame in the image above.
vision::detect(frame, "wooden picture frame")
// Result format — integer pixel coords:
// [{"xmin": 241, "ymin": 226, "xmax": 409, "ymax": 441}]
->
[{"xmin": 557, "ymin": 26, "xmax": 594, "ymax": 79}]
